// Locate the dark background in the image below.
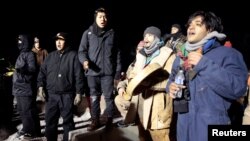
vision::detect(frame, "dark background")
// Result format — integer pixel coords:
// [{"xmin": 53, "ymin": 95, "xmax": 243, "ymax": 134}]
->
[{"xmin": 1, "ymin": 0, "xmax": 250, "ymax": 70}]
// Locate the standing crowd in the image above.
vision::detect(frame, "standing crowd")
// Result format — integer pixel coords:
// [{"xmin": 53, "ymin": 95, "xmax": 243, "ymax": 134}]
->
[{"xmin": 8, "ymin": 7, "xmax": 250, "ymax": 141}]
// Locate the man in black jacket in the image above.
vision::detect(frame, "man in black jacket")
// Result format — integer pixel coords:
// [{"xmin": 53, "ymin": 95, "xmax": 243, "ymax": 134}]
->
[
  {"xmin": 78, "ymin": 7, "xmax": 122, "ymax": 131},
  {"xmin": 37, "ymin": 32, "xmax": 84, "ymax": 141}
]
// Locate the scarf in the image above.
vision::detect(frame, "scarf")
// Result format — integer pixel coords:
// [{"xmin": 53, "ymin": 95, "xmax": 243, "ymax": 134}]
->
[
  {"xmin": 185, "ymin": 31, "xmax": 226, "ymax": 51},
  {"xmin": 143, "ymin": 38, "xmax": 164, "ymax": 55},
  {"xmin": 178, "ymin": 31, "xmax": 226, "ymax": 71}
]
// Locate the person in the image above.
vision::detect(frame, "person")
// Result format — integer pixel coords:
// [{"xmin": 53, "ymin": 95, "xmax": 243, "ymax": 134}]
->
[
  {"xmin": 32, "ymin": 36, "xmax": 48, "ymax": 67},
  {"xmin": 162, "ymin": 24, "xmax": 186, "ymax": 53},
  {"xmin": 12, "ymin": 34, "xmax": 41, "ymax": 139},
  {"xmin": 166, "ymin": 11, "xmax": 248, "ymax": 141},
  {"xmin": 78, "ymin": 7, "xmax": 122, "ymax": 131},
  {"xmin": 242, "ymin": 72, "xmax": 250, "ymax": 124},
  {"xmin": 32, "ymin": 36, "xmax": 48, "ymax": 112},
  {"xmin": 125, "ymin": 26, "xmax": 175, "ymax": 141},
  {"xmin": 114, "ymin": 40, "xmax": 144, "ymax": 128},
  {"xmin": 37, "ymin": 32, "xmax": 84, "ymax": 141}
]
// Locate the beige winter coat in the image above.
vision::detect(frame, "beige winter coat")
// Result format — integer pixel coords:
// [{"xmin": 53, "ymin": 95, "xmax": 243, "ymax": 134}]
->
[
  {"xmin": 243, "ymin": 86, "xmax": 250, "ymax": 124},
  {"xmin": 125, "ymin": 45, "xmax": 175, "ymax": 130}
]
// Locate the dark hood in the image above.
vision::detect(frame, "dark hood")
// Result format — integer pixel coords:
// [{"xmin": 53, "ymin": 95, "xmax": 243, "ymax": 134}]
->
[{"xmin": 18, "ymin": 34, "xmax": 33, "ymax": 52}]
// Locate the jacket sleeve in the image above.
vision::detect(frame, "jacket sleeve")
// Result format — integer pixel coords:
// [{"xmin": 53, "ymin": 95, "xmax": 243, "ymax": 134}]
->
[
  {"xmin": 194, "ymin": 50, "xmax": 248, "ymax": 100},
  {"xmin": 37, "ymin": 56, "xmax": 47, "ymax": 88},
  {"xmin": 26, "ymin": 52, "xmax": 36, "ymax": 74},
  {"xmin": 78, "ymin": 30, "xmax": 89, "ymax": 65},
  {"xmin": 166, "ymin": 57, "xmax": 180, "ymax": 93},
  {"xmin": 16, "ymin": 52, "xmax": 36, "ymax": 74},
  {"xmin": 74, "ymin": 54, "xmax": 84, "ymax": 94}
]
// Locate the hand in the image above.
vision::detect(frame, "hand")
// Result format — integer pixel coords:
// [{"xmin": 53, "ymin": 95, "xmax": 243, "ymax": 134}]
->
[
  {"xmin": 187, "ymin": 48, "xmax": 203, "ymax": 67},
  {"xmin": 168, "ymin": 82, "xmax": 186, "ymax": 99},
  {"xmin": 118, "ymin": 88, "xmax": 126, "ymax": 96},
  {"xmin": 83, "ymin": 61, "xmax": 89, "ymax": 71},
  {"xmin": 74, "ymin": 94, "xmax": 82, "ymax": 105},
  {"xmin": 38, "ymin": 87, "xmax": 46, "ymax": 101}
]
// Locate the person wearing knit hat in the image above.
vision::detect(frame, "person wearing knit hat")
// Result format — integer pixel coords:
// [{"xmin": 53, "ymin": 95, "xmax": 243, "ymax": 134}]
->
[
  {"xmin": 143, "ymin": 26, "xmax": 161, "ymax": 39},
  {"xmin": 142, "ymin": 26, "xmax": 165, "ymax": 56},
  {"xmin": 124, "ymin": 25, "xmax": 176, "ymax": 141}
]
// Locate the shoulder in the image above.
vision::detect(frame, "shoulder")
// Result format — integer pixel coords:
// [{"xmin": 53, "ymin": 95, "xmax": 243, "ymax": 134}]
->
[
  {"xmin": 160, "ymin": 45, "xmax": 174, "ymax": 56},
  {"xmin": 213, "ymin": 45, "xmax": 243, "ymax": 57}
]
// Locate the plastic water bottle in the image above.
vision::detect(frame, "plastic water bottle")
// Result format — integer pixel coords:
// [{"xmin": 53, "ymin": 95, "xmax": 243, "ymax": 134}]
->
[{"xmin": 174, "ymin": 69, "xmax": 185, "ymax": 98}]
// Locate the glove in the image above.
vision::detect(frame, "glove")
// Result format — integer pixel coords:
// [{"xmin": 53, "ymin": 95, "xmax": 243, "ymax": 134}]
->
[
  {"xmin": 74, "ymin": 94, "xmax": 82, "ymax": 105},
  {"xmin": 37, "ymin": 87, "xmax": 46, "ymax": 102}
]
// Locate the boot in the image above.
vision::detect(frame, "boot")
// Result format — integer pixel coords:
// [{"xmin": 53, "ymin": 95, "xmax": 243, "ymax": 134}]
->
[
  {"xmin": 105, "ymin": 117, "xmax": 113, "ymax": 131},
  {"xmin": 87, "ymin": 119, "xmax": 100, "ymax": 131}
]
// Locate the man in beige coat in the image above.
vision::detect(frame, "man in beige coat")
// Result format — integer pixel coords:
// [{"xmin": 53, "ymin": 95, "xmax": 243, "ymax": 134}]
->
[
  {"xmin": 125, "ymin": 26, "xmax": 175, "ymax": 141},
  {"xmin": 115, "ymin": 40, "xmax": 145, "ymax": 127}
]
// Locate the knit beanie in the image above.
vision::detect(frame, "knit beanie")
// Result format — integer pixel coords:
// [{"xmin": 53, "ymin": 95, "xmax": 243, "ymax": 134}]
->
[{"xmin": 143, "ymin": 26, "xmax": 161, "ymax": 39}]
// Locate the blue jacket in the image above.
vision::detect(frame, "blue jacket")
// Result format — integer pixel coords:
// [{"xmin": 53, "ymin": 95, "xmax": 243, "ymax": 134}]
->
[{"xmin": 166, "ymin": 41, "xmax": 248, "ymax": 141}]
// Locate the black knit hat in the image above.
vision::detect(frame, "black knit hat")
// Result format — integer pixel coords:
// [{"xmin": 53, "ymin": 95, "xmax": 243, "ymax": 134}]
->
[{"xmin": 143, "ymin": 26, "xmax": 161, "ymax": 39}]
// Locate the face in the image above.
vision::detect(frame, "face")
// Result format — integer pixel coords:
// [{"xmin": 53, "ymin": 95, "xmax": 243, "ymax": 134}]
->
[
  {"xmin": 56, "ymin": 39, "xmax": 66, "ymax": 51},
  {"xmin": 34, "ymin": 37, "xmax": 40, "ymax": 49},
  {"xmin": 171, "ymin": 27, "xmax": 179, "ymax": 34},
  {"xmin": 96, "ymin": 12, "xmax": 107, "ymax": 28},
  {"xmin": 143, "ymin": 33, "xmax": 155, "ymax": 47},
  {"xmin": 187, "ymin": 16, "xmax": 210, "ymax": 44}
]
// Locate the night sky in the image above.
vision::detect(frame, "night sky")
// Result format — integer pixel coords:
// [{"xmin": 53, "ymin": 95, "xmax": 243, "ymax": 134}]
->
[{"xmin": 1, "ymin": 0, "xmax": 250, "ymax": 69}]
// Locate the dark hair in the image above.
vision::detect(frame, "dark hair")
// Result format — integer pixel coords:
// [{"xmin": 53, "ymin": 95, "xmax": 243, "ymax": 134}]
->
[
  {"xmin": 186, "ymin": 11, "xmax": 223, "ymax": 32},
  {"xmin": 94, "ymin": 7, "xmax": 107, "ymax": 19}
]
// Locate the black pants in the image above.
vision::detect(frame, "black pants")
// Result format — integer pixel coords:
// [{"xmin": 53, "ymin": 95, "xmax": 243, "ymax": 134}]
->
[
  {"xmin": 45, "ymin": 93, "xmax": 74, "ymax": 141},
  {"xmin": 16, "ymin": 96, "xmax": 41, "ymax": 136},
  {"xmin": 87, "ymin": 76, "xmax": 114, "ymax": 119}
]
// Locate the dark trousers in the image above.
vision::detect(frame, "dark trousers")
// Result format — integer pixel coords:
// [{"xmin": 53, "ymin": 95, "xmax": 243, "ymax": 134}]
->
[
  {"xmin": 45, "ymin": 93, "xmax": 74, "ymax": 141},
  {"xmin": 16, "ymin": 96, "xmax": 41, "ymax": 136},
  {"xmin": 87, "ymin": 76, "xmax": 114, "ymax": 119}
]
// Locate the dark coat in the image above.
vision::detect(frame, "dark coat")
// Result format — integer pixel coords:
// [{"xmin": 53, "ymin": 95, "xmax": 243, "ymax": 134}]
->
[
  {"xmin": 37, "ymin": 47, "xmax": 84, "ymax": 95},
  {"xmin": 12, "ymin": 34, "xmax": 37, "ymax": 97},
  {"xmin": 78, "ymin": 25, "xmax": 121, "ymax": 79}
]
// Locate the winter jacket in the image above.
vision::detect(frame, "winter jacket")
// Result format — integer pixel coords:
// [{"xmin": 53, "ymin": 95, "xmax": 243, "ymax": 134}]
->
[
  {"xmin": 126, "ymin": 45, "xmax": 176, "ymax": 130},
  {"xmin": 243, "ymin": 86, "xmax": 250, "ymax": 124},
  {"xmin": 78, "ymin": 25, "xmax": 121, "ymax": 79},
  {"xmin": 166, "ymin": 41, "xmax": 248, "ymax": 141},
  {"xmin": 37, "ymin": 47, "xmax": 84, "ymax": 95},
  {"xmin": 12, "ymin": 34, "xmax": 37, "ymax": 97}
]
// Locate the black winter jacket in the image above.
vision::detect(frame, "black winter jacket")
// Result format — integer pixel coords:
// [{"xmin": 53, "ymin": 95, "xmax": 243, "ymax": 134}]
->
[
  {"xmin": 12, "ymin": 34, "xmax": 37, "ymax": 97},
  {"xmin": 37, "ymin": 47, "xmax": 84, "ymax": 95},
  {"xmin": 78, "ymin": 25, "xmax": 121, "ymax": 79}
]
